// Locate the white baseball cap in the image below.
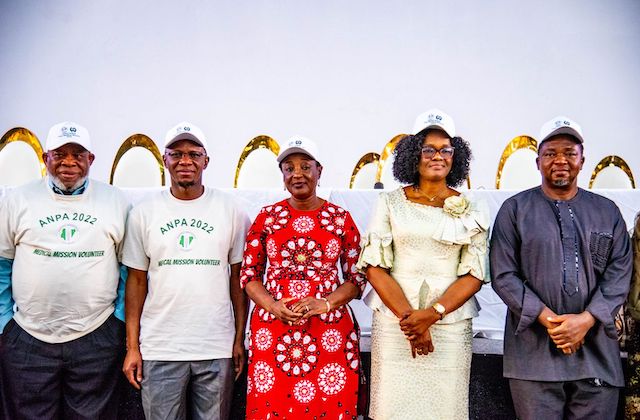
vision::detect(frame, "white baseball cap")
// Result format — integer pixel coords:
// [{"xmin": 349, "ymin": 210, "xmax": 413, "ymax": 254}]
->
[
  {"xmin": 45, "ymin": 122, "xmax": 92, "ymax": 152},
  {"xmin": 164, "ymin": 121, "xmax": 209, "ymax": 151},
  {"xmin": 277, "ymin": 136, "xmax": 321, "ymax": 163},
  {"xmin": 539, "ymin": 116, "xmax": 584, "ymax": 144},
  {"xmin": 412, "ymin": 109, "xmax": 456, "ymax": 137}
]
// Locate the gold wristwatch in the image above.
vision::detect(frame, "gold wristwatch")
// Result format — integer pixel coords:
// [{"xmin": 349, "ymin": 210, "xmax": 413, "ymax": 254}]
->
[{"xmin": 432, "ymin": 302, "xmax": 446, "ymax": 320}]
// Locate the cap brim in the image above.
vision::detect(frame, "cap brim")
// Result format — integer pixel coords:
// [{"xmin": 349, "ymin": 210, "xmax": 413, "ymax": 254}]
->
[
  {"xmin": 540, "ymin": 127, "xmax": 584, "ymax": 144},
  {"xmin": 415, "ymin": 124, "xmax": 455, "ymax": 138},
  {"xmin": 276, "ymin": 147, "xmax": 318, "ymax": 163},
  {"xmin": 165, "ymin": 133, "xmax": 205, "ymax": 149}
]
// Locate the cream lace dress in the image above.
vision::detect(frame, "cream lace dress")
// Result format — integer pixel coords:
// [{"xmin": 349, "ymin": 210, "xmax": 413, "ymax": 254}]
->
[{"xmin": 357, "ymin": 188, "xmax": 489, "ymax": 420}]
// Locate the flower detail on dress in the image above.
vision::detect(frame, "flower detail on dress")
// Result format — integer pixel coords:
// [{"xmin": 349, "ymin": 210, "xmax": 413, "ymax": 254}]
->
[
  {"xmin": 247, "ymin": 375, "xmax": 253, "ymax": 395},
  {"xmin": 318, "ymin": 363, "xmax": 347, "ymax": 395},
  {"xmin": 266, "ymin": 238, "xmax": 278, "ymax": 259},
  {"xmin": 257, "ymin": 307, "xmax": 276, "ymax": 322},
  {"xmin": 321, "ymin": 329, "xmax": 343, "ymax": 352},
  {"xmin": 275, "ymin": 331, "xmax": 318, "ymax": 376},
  {"xmin": 324, "ymin": 239, "xmax": 340, "ymax": 260},
  {"xmin": 289, "ymin": 279, "xmax": 311, "ymax": 299},
  {"xmin": 442, "ymin": 195, "xmax": 471, "ymax": 218},
  {"xmin": 292, "ymin": 216, "xmax": 315, "ymax": 234},
  {"xmin": 293, "ymin": 379, "xmax": 316, "ymax": 403},
  {"xmin": 254, "ymin": 328, "xmax": 273, "ymax": 351},
  {"xmin": 344, "ymin": 330, "xmax": 359, "ymax": 370},
  {"xmin": 319, "ymin": 305, "xmax": 344, "ymax": 324},
  {"xmin": 253, "ymin": 361, "xmax": 275, "ymax": 393},
  {"xmin": 280, "ymin": 237, "xmax": 323, "ymax": 277}
]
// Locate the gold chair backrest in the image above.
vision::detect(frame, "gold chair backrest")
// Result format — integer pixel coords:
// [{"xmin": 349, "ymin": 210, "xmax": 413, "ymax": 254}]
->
[
  {"xmin": 233, "ymin": 135, "xmax": 280, "ymax": 188},
  {"xmin": 349, "ymin": 152, "xmax": 380, "ymax": 189},
  {"xmin": 589, "ymin": 155, "xmax": 635, "ymax": 189},
  {"xmin": 495, "ymin": 135, "xmax": 538, "ymax": 189},
  {"xmin": 0, "ymin": 127, "xmax": 46, "ymax": 177},
  {"xmin": 109, "ymin": 134, "xmax": 165, "ymax": 186}
]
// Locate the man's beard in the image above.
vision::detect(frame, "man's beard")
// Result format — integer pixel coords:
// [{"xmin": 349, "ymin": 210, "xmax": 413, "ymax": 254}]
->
[
  {"xmin": 177, "ymin": 180, "xmax": 196, "ymax": 188},
  {"xmin": 552, "ymin": 179, "xmax": 570, "ymax": 187},
  {"xmin": 51, "ymin": 176, "xmax": 87, "ymax": 192}
]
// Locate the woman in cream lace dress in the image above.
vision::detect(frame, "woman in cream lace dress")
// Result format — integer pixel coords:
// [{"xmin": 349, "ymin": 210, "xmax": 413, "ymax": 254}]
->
[{"xmin": 357, "ymin": 109, "xmax": 489, "ymax": 420}]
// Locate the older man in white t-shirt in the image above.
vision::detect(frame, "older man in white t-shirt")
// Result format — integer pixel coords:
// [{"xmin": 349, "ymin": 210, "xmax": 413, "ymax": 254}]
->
[
  {"xmin": 0, "ymin": 122, "xmax": 130, "ymax": 419},
  {"xmin": 121, "ymin": 122, "xmax": 250, "ymax": 419}
]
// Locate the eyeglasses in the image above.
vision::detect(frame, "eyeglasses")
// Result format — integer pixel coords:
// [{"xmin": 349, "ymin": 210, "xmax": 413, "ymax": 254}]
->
[
  {"xmin": 539, "ymin": 151, "xmax": 580, "ymax": 160},
  {"xmin": 421, "ymin": 146, "xmax": 455, "ymax": 159},
  {"xmin": 166, "ymin": 151, "xmax": 206, "ymax": 161}
]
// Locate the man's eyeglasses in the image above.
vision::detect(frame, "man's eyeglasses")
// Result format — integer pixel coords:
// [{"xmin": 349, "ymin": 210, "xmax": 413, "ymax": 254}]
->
[
  {"xmin": 166, "ymin": 151, "xmax": 206, "ymax": 161},
  {"xmin": 49, "ymin": 151, "xmax": 90, "ymax": 161},
  {"xmin": 421, "ymin": 146, "xmax": 455, "ymax": 159}
]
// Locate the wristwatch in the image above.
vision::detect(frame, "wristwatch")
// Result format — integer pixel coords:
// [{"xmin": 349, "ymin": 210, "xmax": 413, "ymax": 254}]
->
[{"xmin": 432, "ymin": 302, "xmax": 446, "ymax": 320}]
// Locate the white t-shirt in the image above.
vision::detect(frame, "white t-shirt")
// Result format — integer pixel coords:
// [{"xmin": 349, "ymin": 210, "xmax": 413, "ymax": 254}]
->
[
  {"xmin": 0, "ymin": 179, "xmax": 130, "ymax": 343},
  {"xmin": 121, "ymin": 187, "xmax": 250, "ymax": 361}
]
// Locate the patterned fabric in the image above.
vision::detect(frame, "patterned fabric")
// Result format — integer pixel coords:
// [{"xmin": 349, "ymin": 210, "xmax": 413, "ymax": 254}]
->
[
  {"xmin": 357, "ymin": 188, "xmax": 489, "ymax": 420},
  {"xmin": 240, "ymin": 200, "xmax": 366, "ymax": 419}
]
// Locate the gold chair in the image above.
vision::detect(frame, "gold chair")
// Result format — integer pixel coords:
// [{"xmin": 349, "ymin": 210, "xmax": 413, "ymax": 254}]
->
[
  {"xmin": 349, "ymin": 152, "xmax": 380, "ymax": 189},
  {"xmin": 233, "ymin": 135, "xmax": 281, "ymax": 188},
  {"xmin": 495, "ymin": 135, "xmax": 539, "ymax": 189},
  {"xmin": 589, "ymin": 155, "xmax": 635, "ymax": 189},
  {"xmin": 375, "ymin": 134, "xmax": 407, "ymax": 189},
  {"xmin": 0, "ymin": 127, "xmax": 46, "ymax": 186},
  {"xmin": 109, "ymin": 134, "xmax": 165, "ymax": 187}
]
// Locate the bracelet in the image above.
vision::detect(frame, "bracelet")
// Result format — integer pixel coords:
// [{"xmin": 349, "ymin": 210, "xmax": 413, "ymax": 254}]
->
[{"xmin": 320, "ymin": 297, "xmax": 331, "ymax": 313}]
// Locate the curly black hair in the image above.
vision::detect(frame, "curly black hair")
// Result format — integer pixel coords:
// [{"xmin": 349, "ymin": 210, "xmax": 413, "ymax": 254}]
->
[{"xmin": 392, "ymin": 129, "xmax": 472, "ymax": 187}]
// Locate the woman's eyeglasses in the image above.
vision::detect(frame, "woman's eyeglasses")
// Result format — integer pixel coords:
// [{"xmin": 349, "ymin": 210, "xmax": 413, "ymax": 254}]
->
[{"xmin": 421, "ymin": 146, "xmax": 455, "ymax": 159}]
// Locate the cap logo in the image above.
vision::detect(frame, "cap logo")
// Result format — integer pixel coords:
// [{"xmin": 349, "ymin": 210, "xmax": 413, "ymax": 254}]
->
[
  {"xmin": 426, "ymin": 114, "xmax": 442, "ymax": 124},
  {"xmin": 60, "ymin": 126, "xmax": 79, "ymax": 138},
  {"xmin": 295, "ymin": 140, "xmax": 302, "ymax": 145}
]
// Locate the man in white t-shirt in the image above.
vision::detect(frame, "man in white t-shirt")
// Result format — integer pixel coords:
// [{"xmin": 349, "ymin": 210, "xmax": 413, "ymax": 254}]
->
[
  {"xmin": 121, "ymin": 121, "xmax": 250, "ymax": 419},
  {"xmin": 0, "ymin": 122, "xmax": 130, "ymax": 419}
]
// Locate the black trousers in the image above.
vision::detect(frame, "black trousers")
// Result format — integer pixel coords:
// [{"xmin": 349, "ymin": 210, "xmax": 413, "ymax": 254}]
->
[
  {"xmin": 509, "ymin": 377, "xmax": 619, "ymax": 420},
  {"xmin": 0, "ymin": 314, "xmax": 125, "ymax": 420}
]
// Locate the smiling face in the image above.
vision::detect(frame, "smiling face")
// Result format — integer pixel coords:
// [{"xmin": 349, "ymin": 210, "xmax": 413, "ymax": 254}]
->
[
  {"xmin": 417, "ymin": 130, "xmax": 453, "ymax": 183},
  {"xmin": 536, "ymin": 135, "xmax": 584, "ymax": 194},
  {"xmin": 43, "ymin": 143, "xmax": 95, "ymax": 190},
  {"xmin": 163, "ymin": 139, "xmax": 209, "ymax": 189},
  {"xmin": 280, "ymin": 153, "xmax": 322, "ymax": 200}
]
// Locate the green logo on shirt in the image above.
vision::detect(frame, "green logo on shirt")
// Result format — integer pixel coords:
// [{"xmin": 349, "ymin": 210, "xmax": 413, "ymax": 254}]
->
[
  {"xmin": 177, "ymin": 232, "xmax": 195, "ymax": 251},
  {"xmin": 59, "ymin": 225, "xmax": 78, "ymax": 243}
]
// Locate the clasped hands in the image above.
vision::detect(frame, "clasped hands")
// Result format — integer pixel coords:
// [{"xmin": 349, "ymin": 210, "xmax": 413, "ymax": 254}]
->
[
  {"xmin": 269, "ymin": 297, "xmax": 329, "ymax": 326},
  {"xmin": 400, "ymin": 309, "xmax": 439, "ymax": 358},
  {"xmin": 541, "ymin": 310, "xmax": 596, "ymax": 355}
]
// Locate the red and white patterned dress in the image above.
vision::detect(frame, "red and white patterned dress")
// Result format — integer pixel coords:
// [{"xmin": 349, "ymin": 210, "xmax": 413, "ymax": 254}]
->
[{"xmin": 240, "ymin": 199, "xmax": 366, "ymax": 419}]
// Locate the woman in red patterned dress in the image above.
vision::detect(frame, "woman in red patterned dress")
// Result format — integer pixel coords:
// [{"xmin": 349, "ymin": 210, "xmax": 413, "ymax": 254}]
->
[{"xmin": 240, "ymin": 136, "xmax": 366, "ymax": 419}]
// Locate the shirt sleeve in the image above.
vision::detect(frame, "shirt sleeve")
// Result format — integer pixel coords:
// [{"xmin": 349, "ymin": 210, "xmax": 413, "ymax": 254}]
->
[
  {"xmin": 585, "ymin": 208, "xmax": 632, "ymax": 339},
  {"xmin": 340, "ymin": 211, "xmax": 367, "ymax": 297},
  {"xmin": 490, "ymin": 200, "xmax": 546, "ymax": 334},
  {"xmin": 120, "ymin": 206, "xmax": 151, "ymax": 271},
  {"xmin": 228, "ymin": 201, "xmax": 251, "ymax": 266},
  {"xmin": 628, "ymin": 212, "xmax": 640, "ymax": 320},
  {"xmin": 240, "ymin": 209, "xmax": 268, "ymax": 289},
  {"xmin": 0, "ymin": 256, "xmax": 14, "ymax": 333},
  {"xmin": 457, "ymin": 227, "xmax": 490, "ymax": 282},
  {"xmin": 113, "ymin": 264, "xmax": 127, "ymax": 322},
  {"xmin": 356, "ymin": 192, "xmax": 393, "ymax": 270}
]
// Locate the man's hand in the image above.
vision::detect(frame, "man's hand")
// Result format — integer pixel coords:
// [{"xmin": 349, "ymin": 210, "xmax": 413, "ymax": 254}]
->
[
  {"xmin": 123, "ymin": 348, "xmax": 143, "ymax": 390},
  {"xmin": 547, "ymin": 311, "xmax": 596, "ymax": 354},
  {"xmin": 232, "ymin": 338, "xmax": 246, "ymax": 380}
]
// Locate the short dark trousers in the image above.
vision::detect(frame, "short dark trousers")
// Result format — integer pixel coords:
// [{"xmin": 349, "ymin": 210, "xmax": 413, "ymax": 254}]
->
[{"xmin": 0, "ymin": 314, "xmax": 125, "ymax": 420}]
